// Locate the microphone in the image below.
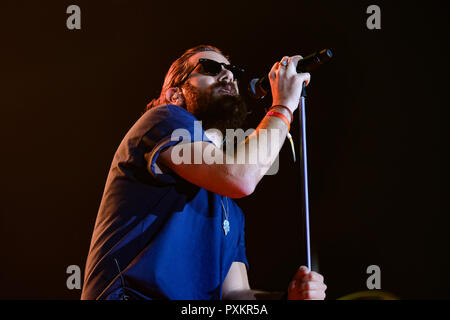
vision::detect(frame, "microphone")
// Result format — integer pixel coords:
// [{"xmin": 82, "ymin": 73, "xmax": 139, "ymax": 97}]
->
[{"xmin": 248, "ymin": 49, "xmax": 333, "ymax": 99}]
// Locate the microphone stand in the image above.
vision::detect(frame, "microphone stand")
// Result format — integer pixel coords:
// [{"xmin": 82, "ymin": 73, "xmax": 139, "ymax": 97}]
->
[
  {"xmin": 249, "ymin": 48, "xmax": 333, "ymax": 271},
  {"xmin": 298, "ymin": 83, "xmax": 312, "ymax": 271}
]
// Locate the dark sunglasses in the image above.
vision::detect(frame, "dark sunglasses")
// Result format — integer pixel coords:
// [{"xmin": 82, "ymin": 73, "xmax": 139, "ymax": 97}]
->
[{"xmin": 178, "ymin": 58, "xmax": 245, "ymax": 85}]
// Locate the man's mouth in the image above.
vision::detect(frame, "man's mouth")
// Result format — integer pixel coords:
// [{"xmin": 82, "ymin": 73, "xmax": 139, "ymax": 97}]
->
[{"xmin": 216, "ymin": 85, "xmax": 234, "ymax": 95}]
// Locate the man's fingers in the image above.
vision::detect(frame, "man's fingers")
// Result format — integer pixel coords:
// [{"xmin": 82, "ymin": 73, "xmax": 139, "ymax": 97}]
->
[
  {"xmin": 287, "ymin": 55, "xmax": 303, "ymax": 72},
  {"xmin": 268, "ymin": 61, "xmax": 280, "ymax": 80},
  {"xmin": 276, "ymin": 56, "xmax": 290, "ymax": 75},
  {"xmin": 297, "ymin": 72, "xmax": 311, "ymax": 86},
  {"xmin": 293, "ymin": 266, "xmax": 309, "ymax": 280},
  {"xmin": 289, "ymin": 278, "xmax": 327, "ymax": 290},
  {"xmin": 298, "ymin": 272, "xmax": 324, "ymax": 284},
  {"xmin": 288, "ymin": 286, "xmax": 327, "ymax": 300},
  {"xmin": 280, "ymin": 56, "xmax": 290, "ymax": 65},
  {"xmin": 298, "ymin": 281, "xmax": 327, "ymax": 291},
  {"xmin": 286, "ymin": 55, "xmax": 311, "ymax": 86},
  {"xmin": 288, "ymin": 273, "xmax": 327, "ymax": 300},
  {"xmin": 309, "ymin": 271, "xmax": 324, "ymax": 283},
  {"xmin": 299, "ymin": 290, "xmax": 327, "ymax": 300},
  {"xmin": 293, "ymin": 266, "xmax": 324, "ymax": 282}
]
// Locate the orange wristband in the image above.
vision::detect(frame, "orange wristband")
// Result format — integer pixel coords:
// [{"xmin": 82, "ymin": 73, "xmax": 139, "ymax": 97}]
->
[
  {"xmin": 267, "ymin": 111, "xmax": 290, "ymax": 131},
  {"xmin": 269, "ymin": 105, "xmax": 293, "ymax": 123}
]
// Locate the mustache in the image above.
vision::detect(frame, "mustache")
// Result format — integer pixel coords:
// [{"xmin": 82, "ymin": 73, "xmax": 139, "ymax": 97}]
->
[{"xmin": 208, "ymin": 81, "xmax": 238, "ymax": 96}]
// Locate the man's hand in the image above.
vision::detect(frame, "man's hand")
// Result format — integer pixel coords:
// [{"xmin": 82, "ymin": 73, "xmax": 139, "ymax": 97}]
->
[
  {"xmin": 269, "ymin": 55, "xmax": 311, "ymax": 113},
  {"xmin": 287, "ymin": 266, "xmax": 327, "ymax": 300}
]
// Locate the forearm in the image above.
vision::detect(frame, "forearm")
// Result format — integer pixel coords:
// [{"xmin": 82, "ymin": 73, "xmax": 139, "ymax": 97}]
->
[{"xmin": 229, "ymin": 105, "xmax": 292, "ymax": 187}]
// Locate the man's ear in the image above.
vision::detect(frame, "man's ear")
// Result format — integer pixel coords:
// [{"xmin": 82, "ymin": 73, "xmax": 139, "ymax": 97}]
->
[{"xmin": 165, "ymin": 87, "xmax": 184, "ymax": 106}]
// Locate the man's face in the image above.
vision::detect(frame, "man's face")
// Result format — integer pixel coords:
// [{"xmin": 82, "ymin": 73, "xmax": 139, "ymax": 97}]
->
[
  {"xmin": 180, "ymin": 51, "xmax": 247, "ymax": 135},
  {"xmin": 183, "ymin": 51, "xmax": 239, "ymax": 97}
]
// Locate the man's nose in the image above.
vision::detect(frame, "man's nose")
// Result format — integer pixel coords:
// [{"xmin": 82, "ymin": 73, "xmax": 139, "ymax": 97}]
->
[{"xmin": 217, "ymin": 67, "xmax": 234, "ymax": 83}]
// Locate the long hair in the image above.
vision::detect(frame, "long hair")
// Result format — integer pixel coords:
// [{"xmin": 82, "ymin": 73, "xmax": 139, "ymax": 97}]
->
[{"xmin": 144, "ymin": 45, "xmax": 227, "ymax": 112}]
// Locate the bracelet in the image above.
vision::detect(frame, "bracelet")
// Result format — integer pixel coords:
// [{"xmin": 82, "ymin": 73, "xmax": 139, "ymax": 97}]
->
[
  {"xmin": 269, "ymin": 105, "xmax": 294, "ymax": 123},
  {"xmin": 266, "ymin": 111, "xmax": 290, "ymax": 131}
]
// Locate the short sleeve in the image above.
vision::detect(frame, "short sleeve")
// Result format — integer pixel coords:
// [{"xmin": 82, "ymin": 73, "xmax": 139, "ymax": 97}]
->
[{"xmin": 142, "ymin": 105, "xmax": 212, "ymax": 184}]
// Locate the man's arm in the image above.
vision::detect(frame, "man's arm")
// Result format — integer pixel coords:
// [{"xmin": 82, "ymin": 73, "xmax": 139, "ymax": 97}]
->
[
  {"xmin": 157, "ymin": 108, "xmax": 290, "ymax": 199},
  {"xmin": 221, "ymin": 262, "xmax": 284, "ymax": 300},
  {"xmin": 157, "ymin": 56, "xmax": 310, "ymax": 199}
]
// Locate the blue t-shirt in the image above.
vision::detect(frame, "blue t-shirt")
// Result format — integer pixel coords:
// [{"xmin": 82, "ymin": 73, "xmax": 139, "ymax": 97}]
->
[{"xmin": 81, "ymin": 104, "xmax": 249, "ymax": 300}]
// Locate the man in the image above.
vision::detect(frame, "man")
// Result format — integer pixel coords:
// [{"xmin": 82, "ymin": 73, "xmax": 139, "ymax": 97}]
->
[{"xmin": 81, "ymin": 45, "xmax": 327, "ymax": 300}]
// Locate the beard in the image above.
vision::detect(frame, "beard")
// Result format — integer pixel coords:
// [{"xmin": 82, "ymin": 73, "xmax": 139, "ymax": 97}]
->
[{"xmin": 182, "ymin": 81, "xmax": 248, "ymax": 136}]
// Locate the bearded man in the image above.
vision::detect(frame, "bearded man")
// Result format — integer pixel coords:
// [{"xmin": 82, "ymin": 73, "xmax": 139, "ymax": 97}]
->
[{"xmin": 81, "ymin": 45, "xmax": 326, "ymax": 300}]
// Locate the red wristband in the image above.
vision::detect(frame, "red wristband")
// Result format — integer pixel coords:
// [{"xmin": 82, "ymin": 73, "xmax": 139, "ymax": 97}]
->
[
  {"xmin": 266, "ymin": 111, "xmax": 290, "ymax": 131},
  {"xmin": 269, "ymin": 105, "xmax": 294, "ymax": 123}
]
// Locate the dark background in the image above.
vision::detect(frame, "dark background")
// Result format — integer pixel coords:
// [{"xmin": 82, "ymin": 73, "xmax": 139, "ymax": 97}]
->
[{"xmin": 0, "ymin": 0, "xmax": 446, "ymax": 299}]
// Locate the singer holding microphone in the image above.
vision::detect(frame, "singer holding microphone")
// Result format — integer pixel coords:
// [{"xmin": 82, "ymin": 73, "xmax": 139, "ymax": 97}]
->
[{"xmin": 81, "ymin": 45, "xmax": 327, "ymax": 300}]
